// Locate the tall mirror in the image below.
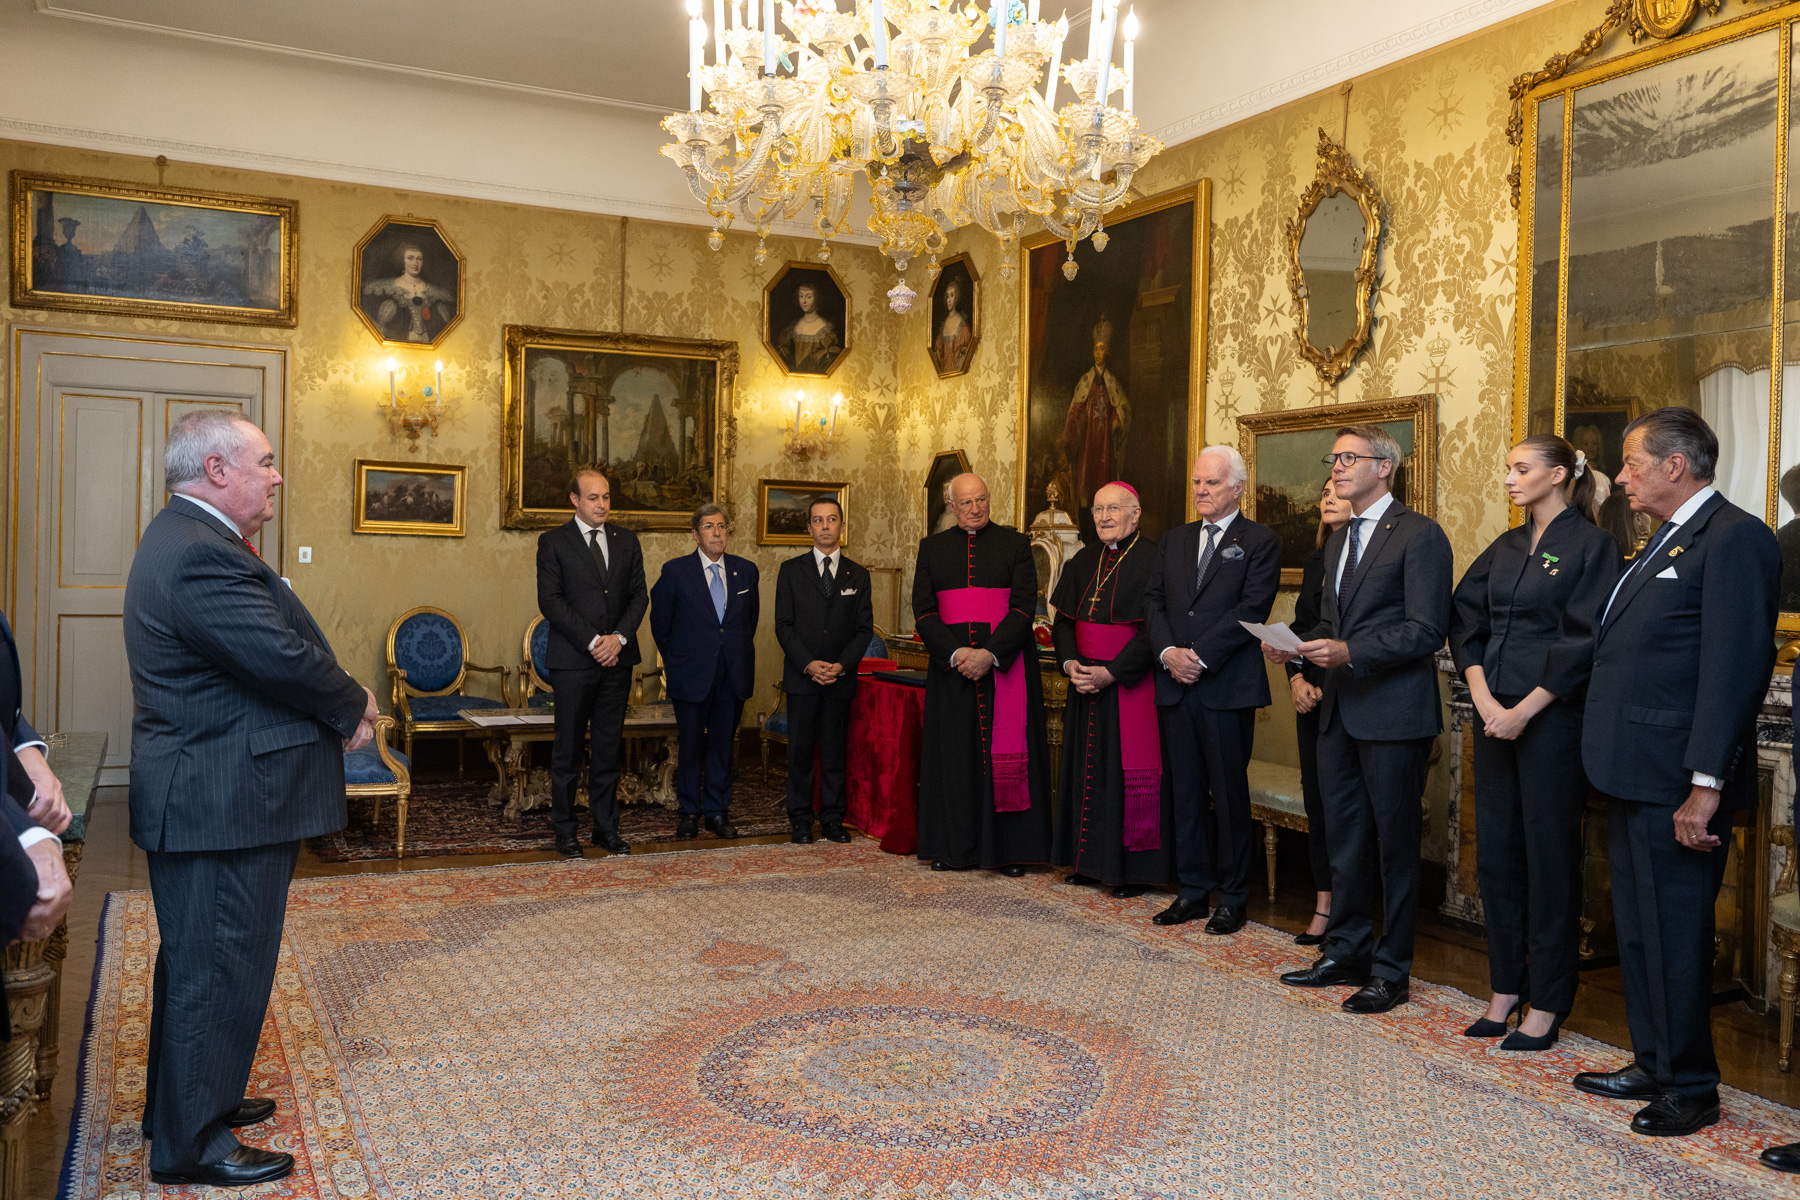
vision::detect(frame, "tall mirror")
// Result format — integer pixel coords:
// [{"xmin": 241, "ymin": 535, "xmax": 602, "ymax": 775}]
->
[{"xmin": 1287, "ymin": 130, "xmax": 1383, "ymax": 384}]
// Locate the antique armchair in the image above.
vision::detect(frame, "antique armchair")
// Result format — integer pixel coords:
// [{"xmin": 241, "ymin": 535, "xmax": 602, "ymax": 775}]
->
[
  {"xmin": 344, "ymin": 715, "xmax": 414, "ymax": 856},
  {"xmin": 385, "ymin": 606, "xmax": 509, "ymax": 768},
  {"xmin": 1772, "ymin": 824, "xmax": 1800, "ymax": 1070},
  {"xmin": 520, "ymin": 616, "xmax": 554, "ymax": 707},
  {"xmin": 759, "ymin": 630, "xmax": 889, "ymax": 781}
]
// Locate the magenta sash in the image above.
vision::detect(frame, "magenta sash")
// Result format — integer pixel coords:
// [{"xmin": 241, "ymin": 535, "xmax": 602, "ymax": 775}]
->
[
  {"xmin": 1075, "ymin": 619, "xmax": 1161, "ymax": 852},
  {"xmin": 938, "ymin": 587, "xmax": 1031, "ymax": 812}
]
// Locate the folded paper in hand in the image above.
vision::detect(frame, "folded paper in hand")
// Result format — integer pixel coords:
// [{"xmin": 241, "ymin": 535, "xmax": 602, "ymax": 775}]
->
[{"xmin": 1241, "ymin": 620, "xmax": 1304, "ymax": 657}]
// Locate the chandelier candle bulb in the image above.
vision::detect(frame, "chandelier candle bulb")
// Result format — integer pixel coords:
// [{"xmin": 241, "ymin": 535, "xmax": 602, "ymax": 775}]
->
[
  {"xmin": 1122, "ymin": 8, "xmax": 1135, "ymax": 112},
  {"xmin": 1029, "ymin": 0, "xmax": 1039, "ymax": 22},
  {"xmin": 763, "ymin": 0, "xmax": 775, "ymax": 73},
  {"xmin": 690, "ymin": 17, "xmax": 705, "ymax": 110},
  {"xmin": 1087, "ymin": 0, "xmax": 1102, "ymax": 59},
  {"xmin": 871, "ymin": 0, "xmax": 888, "ymax": 68},
  {"xmin": 1094, "ymin": 0, "xmax": 1118, "ymax": 104},
  {"xmin": 714, "ymin": 0, "xmax": 726, "ymax": 61},
  {"xmin": 993, "ymin": 1, "xmax": 1006, "ymax": 58},
  {"xmin": 1045, "ymin": 16, "xmax": 1065, "ymax": 106}
]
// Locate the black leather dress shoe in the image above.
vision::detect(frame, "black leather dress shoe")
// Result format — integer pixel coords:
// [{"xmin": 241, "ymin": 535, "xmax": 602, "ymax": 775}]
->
[
  {"xmin": 1572, "ymin": 1063, "xmax": 1659, "ymax": 1100},
  {"xmin": 1631, "ymin": 1090, "xmax": 1720, "ymax": 1137},
  {"xmin": 592, "ymin": 828, "xmax": 630, "ymax": 854},
  {"xmin": 703, "ymin": 815, "xmax": 740, "ymax": 839},
  {"xmin": 675, "ymin": 813, "xmax": 699, "ymax": 840},
  {"xmin": 791, "ymin": 827, "xmax": 814, "ymax": 844},
  {"xmin": 553, "ymin": 835, "xmax": 583, "ymax": 859},
  {"xmin": 1761, "ymin": 1142, "xmax": 1800, "ymax": 1173},
  {"xmin": 930, "ymin": 860, "xmax": 972, "ymax": 872},
  {"xmin": 1205, "ymin": 904, "xmax": 1247, "ymax": 935},
  {"xmin": 1152, "ymin": 897, "xmax": 1209, "ymax": 926},
  {"xmin": 1342, "ymin": 977, "xmax": 1409, "ymax": 1013},
  {"xmin": 141, "ymin": 1097, "xmax": 276, "ymax": 1138},
  {"xmin": 1279, "ymin": 957, "xmax": 1371, "ymax": 988},
  {"xmin": 820, "ymin": 823, "xmax": 852, "ymax": 843},
  {"xmin": 1112, "ymin": 884, "xmax": 1147, "ymax": 898},
  {"xmin": 997, "ymin": 864, "xmax": 1026, "ymax": 877},
  {"xmin": 150, "ymin": 1146, "xmax": 295, "ymax": 1187}
]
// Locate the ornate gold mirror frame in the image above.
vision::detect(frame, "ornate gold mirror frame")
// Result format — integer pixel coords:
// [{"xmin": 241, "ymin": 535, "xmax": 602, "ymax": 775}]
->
[{"xmin": 1285, "ymin": 131, "xmax": 1383, "ymax": 385}]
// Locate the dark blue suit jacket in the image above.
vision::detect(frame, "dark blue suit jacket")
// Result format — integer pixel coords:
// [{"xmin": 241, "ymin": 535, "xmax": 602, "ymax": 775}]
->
[
  {"xmin": 650, "ymin": 551, "xmax": 760, "ymax": 704},
  {"xmin": 1143, "ymin": 515, "xmax": 1281, "ymax": 709},
  {"xmin": 1582, "ymin": 491, "xmax": 1779, "ymax": 807}
]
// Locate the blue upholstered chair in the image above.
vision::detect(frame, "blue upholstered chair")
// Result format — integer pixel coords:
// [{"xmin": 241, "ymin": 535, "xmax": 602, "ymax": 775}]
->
[
  {"xmin": 758, "ymin": 629, "xmax": 889, "ymax": 780},
  {"xmin": 386, "ymin": 606, "xmax": 510, "ymax": 768},
  {"xmin": 519, "ymin": 616, "xmax": 554, "ymax": 707},
  {"xmin": 344, "ymin": 715, "xmax": 414, "ymax": 856}
]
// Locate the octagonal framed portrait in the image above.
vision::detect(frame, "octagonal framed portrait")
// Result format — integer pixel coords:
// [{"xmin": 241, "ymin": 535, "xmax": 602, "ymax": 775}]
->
[
  {"xmin": 928, "ymin": 253, "xmax": 980, "ymax": 379},
  {"xmin": 763, "ymin": 261, "xmax": 849, "ymax": 378},
  {"xmin": 352, "ymin": 215, "xmax": 464, "ymax": 349}
]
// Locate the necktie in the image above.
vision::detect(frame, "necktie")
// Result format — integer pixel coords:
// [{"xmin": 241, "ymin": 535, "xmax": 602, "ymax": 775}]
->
[
  {"xmin": 588, "ymin": 527, "xmax": 608, "ymax": 577},
  {"xmin": 1340, "ymin": 517, "xmax": 1364, "ymax": 595},
  {"xmin": 1602, "ymin": 520, "xmax": 1673, "ymax": 625},
  {"xmin": 1193, "ymin": 524, "xmax": 1220, "ymax": 592},
  {"xmin": 821, "ymin": 554, "xmax": 835, "ymax": 590},
  {"xmin": 709, "ymin": 562, "xmax": 727, "ymax": 623},
  {"xmin": 241, "ymin": 536, "xmax": 260, "ymax": 558}
]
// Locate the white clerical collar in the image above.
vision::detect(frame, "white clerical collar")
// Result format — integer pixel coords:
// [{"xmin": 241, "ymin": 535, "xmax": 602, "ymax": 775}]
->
[
  {"xmin": 1664, "ymin": 485, "xmax": 1716, "ymax": 530},
  {"xmin": 174, "ymin": 492, "xmax": 243, "ymax": 539},
  {"xmin": 695, "ymin": 547, "xmax": 726, "ymax": 569},
  {"xmin": 812, "ymin": 546, "xmax": 841, "ymax": 570}
]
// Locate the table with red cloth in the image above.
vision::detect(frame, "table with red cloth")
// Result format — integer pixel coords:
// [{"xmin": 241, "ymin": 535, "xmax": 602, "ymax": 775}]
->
[{"xmin": 845, "ymin": 674, "xmax": 925, "ymax": 855}]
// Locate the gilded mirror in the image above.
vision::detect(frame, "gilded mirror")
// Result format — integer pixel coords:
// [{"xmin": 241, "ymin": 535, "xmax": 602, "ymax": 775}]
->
[{"xmin": 1286, "ymin": 130, "xmax": 1383, "ymax": 384}]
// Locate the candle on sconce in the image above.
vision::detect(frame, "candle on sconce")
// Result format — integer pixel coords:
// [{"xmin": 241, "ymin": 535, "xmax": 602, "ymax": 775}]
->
[
  {"xmin": 1122, "ymin": 8, "xmax": 1136, "ymax": 113},
  {"xmin": 386, "ymin": 357, "xmax": 397, "ymax": 404},
  {"xmin": 871, "ymin": 0, "xmax": 888, "ymax": 68},
  {"xmin": 434, "ymin": 359, "xmax": 444, "ymax": 409},
  {"xmin": 829, "ymin": 391, "xmax": 843, "ymax": 435},
  {"xmin": 763, "ymin": 0, "xmax": 776, "ymax": 73},
  {"xmin": 793, "ymin": 391, "xmax": 805, "ymax": 433}
]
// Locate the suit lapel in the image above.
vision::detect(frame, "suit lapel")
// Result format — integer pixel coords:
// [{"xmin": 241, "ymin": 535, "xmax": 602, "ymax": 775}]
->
[
  {"xmin": 1601, "ymin": 492, "xmax": 1724, "ymax": 638},
  {"xmin": 566, "ymin": 521, "xmax": 606, "ymax": 587},
  {"xmin": 1192, "ymin": 522, "xmax": 1243, "ymax": 604},
  {"xmin": 1321, "ymin": 524, "xmax": 1346, "ymax": 630},
  {"xmin": 1177, "ymin": 522, "xmax": 1204, "ymax": 605},
  {"xmin": 1338, "ymin": 500, "xmax": 1405, "ymax": 615}
]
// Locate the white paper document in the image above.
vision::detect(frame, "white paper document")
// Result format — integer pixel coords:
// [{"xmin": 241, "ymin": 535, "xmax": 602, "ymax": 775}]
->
[{"xmin": 1239, "ymin": 620, "xmax": 1304, "ymax": 656}]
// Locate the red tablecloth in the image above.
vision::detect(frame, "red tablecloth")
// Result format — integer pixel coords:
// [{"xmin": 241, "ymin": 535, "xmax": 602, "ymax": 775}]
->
[{"xmin": 845, "ymin": 676, "xmax": 925, "ymax": 855}]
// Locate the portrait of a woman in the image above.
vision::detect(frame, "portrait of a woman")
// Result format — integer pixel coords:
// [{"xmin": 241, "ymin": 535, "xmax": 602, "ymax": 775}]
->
[
  {"xmin": 764, "ymin": 264, "xmax": 850, "ymax": 378},
  {"xmin": 353, "ymin": 217, "xmax": 464, "ymax": 348},
  {"xmin": 929, "ymin": 255, "xmax": 979, "ymax": 378}
]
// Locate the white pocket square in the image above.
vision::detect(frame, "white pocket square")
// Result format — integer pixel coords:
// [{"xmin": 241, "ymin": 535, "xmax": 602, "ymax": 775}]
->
[
  {"xmin": 736, "ymin": 588, "xmax": 750, "ymax": 594},
  {"xmin": 841, "ymin": 587, "xmax": 858, "ymax": 595},
  {"xmin": 1656, "ymin": 566, "xmax": 1679, "ymax": 579}
]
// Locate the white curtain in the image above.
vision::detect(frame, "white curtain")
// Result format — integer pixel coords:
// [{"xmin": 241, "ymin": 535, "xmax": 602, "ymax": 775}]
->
[{"xmin": 1697, "ymin": 365, "xmax": 1772, "ymax": 518}]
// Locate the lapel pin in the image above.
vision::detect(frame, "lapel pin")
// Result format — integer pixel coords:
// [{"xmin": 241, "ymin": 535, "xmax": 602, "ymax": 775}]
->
[{"xmin": 1669, "ymin": 545, "xmax": 1684, "ymax": 557}]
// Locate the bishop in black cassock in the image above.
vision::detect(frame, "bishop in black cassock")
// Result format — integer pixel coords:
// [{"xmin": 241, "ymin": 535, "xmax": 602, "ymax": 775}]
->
[
  {"xmin": 911, "ymin": 473, "xmax": 1052, "ymax": 874},
  {"xmin": 1050, "ymin": 484, "xmax": 1174, "ymax": 895}
]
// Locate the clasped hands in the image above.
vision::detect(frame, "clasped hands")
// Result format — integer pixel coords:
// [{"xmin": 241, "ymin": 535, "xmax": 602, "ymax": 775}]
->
[
  {"xmin": 951, "ymin": 647, "xmax": 997, "ymax": 681},
  {"xmin": 344, "ymin": 687, "xmax": 379, "ymax": 753},
  {"xmin": 1064, "ymin": 660, "xmax": 1116, "ymax": 694},
  {"xmin": 1163, "ymin": 647, "xmax": 1203, "ymax": 686},
  {"xmin": 590, "ymin": 633, "xmax": 624, "ymax": 668},
  {"xmin": 804, "ymin": 659, "xmax": 845, "ymax": 686}
]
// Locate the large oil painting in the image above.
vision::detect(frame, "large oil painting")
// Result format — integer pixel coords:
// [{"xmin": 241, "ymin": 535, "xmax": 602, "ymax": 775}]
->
[
  {"xmin": 10, "ymin": 171, "xmax": 296, "ymax": 326},
  {"xmin": 502, "ymin": 326, "xmax": 735, "ymax": 530},
  {"xmin": 1237, "ymin": 395, "xmax": 1436, "ymax": 586},
  {"xmin": 1018, "ymin": 183, "xmax": 1209, "ymax": 543}
]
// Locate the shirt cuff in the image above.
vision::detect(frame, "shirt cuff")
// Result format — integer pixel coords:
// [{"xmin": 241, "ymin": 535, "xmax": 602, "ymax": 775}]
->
[
  {"xmin": 15, "ymin": 740, "xmax": 46, "ymax": 756},
  {"xmin": 1691, "ymin": 772, "xmax": 1726, "ymax": 790},
  {"xmin": 587, "ymin": 635, "xmax": 601, "ymax": 651},
  {"xmin": 19, "ymin": 827, "xmax": 58, "ymax": 851}
]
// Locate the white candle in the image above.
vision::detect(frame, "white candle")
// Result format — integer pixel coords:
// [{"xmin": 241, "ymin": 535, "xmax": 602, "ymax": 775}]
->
[
  {"xmin": 1122, "ymin": 8, "xmax": 1136, "ymax": 113},
  {"xmin": 1087, "ymin": 0, "xmax": 1102, "ymax": 58},
  {"xmin": 763, "ymin": 0, "xmax": 776, "ymax": 73},
  {"xmin": 830, "ymin": 392, "xmax": 843, "ymax": 434},
  {"xmin": 746, "ymin": 0, "xmax": 755, "ymax": 30},
  {"xmin": 1044, "ymin": 17, "xmax": 1065, "ymax": 106},
  {"xmin": 434, "ymin": 359, "xmax": 443, "ymax": 408},
  {"xmin": 794, "ymin": 392, "xmax": 804, "ymax": 433},
  {"xmin": 714, "ymin": 0, "xmax": 726, "ymax": 62},
  {"xmin": 386, "ymin": 358, "xmax": 396, "ymax": 404},
  {"xmin": 1028, "ymin": 0, "xmax": 1039, "ymax": 22},
  {"xmin": 690, "ymin": 18, "xmax": 705, "ymax": 109},
  {"xmin": 871, "ymin": 0, "xmax": 888, "ymax": 68},
  {"xmin": 732, "ymin": 0, "xmax": 741, "ymax": 29},
  {"xmin": 1094, "ymin": 0, "xmax": 1118, "ymax": 103},
  {"xmin": 997, "ymin": 0, "xmax": 1010, "ymax": 58}
]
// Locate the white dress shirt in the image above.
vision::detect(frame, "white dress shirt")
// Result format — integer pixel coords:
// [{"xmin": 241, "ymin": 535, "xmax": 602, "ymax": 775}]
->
[
  {"xmin": 1598, "ymin": 486, "xmax": 1722, "ymax": 790},
  {"xmin": 1335, "ymin": 491, "xmax": 1395, "ymax": 592},
  {"xmin": 1159, "ymin": 508, "xmax": 1241, "ymax": 672},
  {"xmin": 811, "ymin": 546, "xmax": 842, "ymax": 576},
  {"xmin": 174, "ymin": 492, "xmax": 244, "ymax": 539},
  {"xmin": 575, "ymin": 517, "xmax": 624, "ymax": 651}
]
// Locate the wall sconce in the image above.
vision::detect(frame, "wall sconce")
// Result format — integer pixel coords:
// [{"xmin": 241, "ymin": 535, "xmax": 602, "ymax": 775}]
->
[
  {"xmin": 378, "ymin": 357, "xmax": 446, "ymax": 451},
  {"xmin": 782, "ymin": 388, "xmax": 844, "ymax": 461}
]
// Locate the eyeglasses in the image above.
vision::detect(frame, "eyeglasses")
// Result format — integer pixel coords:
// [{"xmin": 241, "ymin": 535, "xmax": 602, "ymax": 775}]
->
[
  {"xmin": 1320, "ymin": 452, "xmax": 1387, "ymax": 468},
  {"xmin": 1090, "ymin": 504, "xmax": 1140, "ymax": 517},
  {"xmin": 951, "ymin": 495, "xmax": 990, "ymax": 510}
]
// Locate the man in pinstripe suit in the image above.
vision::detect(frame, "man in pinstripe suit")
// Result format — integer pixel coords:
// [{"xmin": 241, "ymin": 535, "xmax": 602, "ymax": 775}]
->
[{"xmin": 126, "ymin": 411, "xmax": 375, "ymax": 1188}]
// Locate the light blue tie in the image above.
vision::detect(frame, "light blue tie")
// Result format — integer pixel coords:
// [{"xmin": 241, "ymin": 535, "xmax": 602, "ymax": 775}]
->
[{"xmin": 709, "ymin": 561, "xmax": 727, "ymax": 623}]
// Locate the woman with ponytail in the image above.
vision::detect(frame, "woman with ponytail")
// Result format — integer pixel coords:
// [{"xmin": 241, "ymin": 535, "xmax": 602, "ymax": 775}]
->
[{"xmin": 1449, "ymin": 434, "xmax": 1620, "ymax": 1051}]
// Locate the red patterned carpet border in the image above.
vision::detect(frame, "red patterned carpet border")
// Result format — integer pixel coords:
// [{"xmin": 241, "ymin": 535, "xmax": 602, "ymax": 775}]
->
[{"xmin": 64, "ymin": 842, "xmax": 1800, "ymax": 1199}]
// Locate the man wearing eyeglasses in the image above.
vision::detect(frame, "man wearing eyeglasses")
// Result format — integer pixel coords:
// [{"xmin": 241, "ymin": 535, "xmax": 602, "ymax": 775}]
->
[
  {"xmin": 911, "ymin": 472, "xmax": 1052, "ymax": 876},
  {"xmin": 1262, "ymin": 423, "xmax": 1452, "ymax": 1015},
  {"xmin": 1143, "ymin": 447, "xmax": 1281, "ymax": 933}
]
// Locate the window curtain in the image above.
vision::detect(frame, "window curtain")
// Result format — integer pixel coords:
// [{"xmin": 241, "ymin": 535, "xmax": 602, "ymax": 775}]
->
[{"xmin": 1696, "ymin": 365, "xmax": 1784, "ymax": 519}]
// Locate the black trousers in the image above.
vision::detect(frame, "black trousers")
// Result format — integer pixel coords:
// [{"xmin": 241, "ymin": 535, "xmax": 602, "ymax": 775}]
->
[
  {"xmin": 1294, "ymin": 705, "xmax": 1332, "ymax": 893},
  {"xmin": 549, "ymin": 663, "xmax": 632, "ymax": 840},
  {"xmin": 785, "ymin": 691, "xmax": 850, "ymax": 828},
  {"xmin": 1161, "ymin": 689, "xmax": 1257, "ymax": 906},
  {"xmin": 1472, "ymin": 694, "xmax": 1586, "ymax": 1012},
  {"xmin": 1608, "ymin": 793, "xmax": 1733, "ymax": 1098},
  {"xmin": 673, "ymin": 654, "xmax": 743, "ymax": 816},
  {"xmin": 143, "ymin": 841, "xmax": 299, "ymax": 1172},
  {"xmin": 1317, "ymin": 713, "xmax": 1431, "ymax": 983}
]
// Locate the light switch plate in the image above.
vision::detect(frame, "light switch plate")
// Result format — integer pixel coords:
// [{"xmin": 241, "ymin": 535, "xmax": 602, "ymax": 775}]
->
[{"xmin": 297, "ymin": 546, "xmax": 312, "ymax": 563}]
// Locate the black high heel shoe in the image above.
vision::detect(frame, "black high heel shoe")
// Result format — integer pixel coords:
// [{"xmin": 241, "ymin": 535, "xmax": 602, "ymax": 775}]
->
[
  {"xmin": 1294, "ymin": 910, "xmax": 1331, "ymax": 947},
  {"xmin": 1463, "ymin": 995, "xmax": 1527, "ymax": 1038},
  {"xmin": 1499, "ymin": 1010, "xmax": 1566, "ymax": 1052}
]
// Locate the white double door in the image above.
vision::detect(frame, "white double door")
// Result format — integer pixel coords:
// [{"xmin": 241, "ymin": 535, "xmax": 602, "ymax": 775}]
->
[{"xmin": 10, "ymin": 329, "xmax": 289, "ymax": 784}]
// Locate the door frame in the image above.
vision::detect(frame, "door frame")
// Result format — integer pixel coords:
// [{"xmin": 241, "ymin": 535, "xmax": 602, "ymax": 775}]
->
[{"xmin": 6, "ymin": 324, "xmax": 291, "ymax": 743}]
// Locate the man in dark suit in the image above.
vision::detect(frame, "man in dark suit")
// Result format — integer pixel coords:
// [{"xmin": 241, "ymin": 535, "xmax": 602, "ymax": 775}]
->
[
  {"xmin": 536, "ymin": 467, "xmax": 648, "ymax": 858},
  {"xmin": 649, "ymin": 503, "xmax": 759, "ymax": 840},
  {"xmin": 1570, "ymin": 408, "xmax": 1779, "ymax": 1140},
  {"xmin": 1144, "ymin": 446, "xmax": 1281, "ymax": 933},
  {"xmin": 126, "ymin": 411, "xmax": 376, "ymax": 1188},
  {"xmin": 774, "ymin": 496, "xmax": 873, "ymax": 844},
  {"xmin": 1265, "ymin": 423, "xmax": 1452, "ymax": 1015}
]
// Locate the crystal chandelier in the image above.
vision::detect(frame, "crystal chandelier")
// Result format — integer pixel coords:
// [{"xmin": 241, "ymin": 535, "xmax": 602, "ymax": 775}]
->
[{"xmin": 661, "ymin": 0, "xmax": 1162, "ymax": 304}]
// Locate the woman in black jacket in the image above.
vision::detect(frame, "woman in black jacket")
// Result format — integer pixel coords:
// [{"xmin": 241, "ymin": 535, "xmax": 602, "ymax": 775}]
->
[
  {"xmin": 1450, "ymin": 434, "xmax": 1620, "ymax": 1050},
  {"xmin": 1286, "ymin": 481, "xmax": 1351, "ymax": 945}
]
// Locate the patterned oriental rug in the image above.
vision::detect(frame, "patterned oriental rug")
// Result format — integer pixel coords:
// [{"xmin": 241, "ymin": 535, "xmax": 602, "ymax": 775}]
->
[
  {"xmin": 65, "ymin": 842, "xmax": 1800, "ymax": 1199},
  {"xmin": 310, "ymin": 767, "xmax": 796, "ymax": 861}
]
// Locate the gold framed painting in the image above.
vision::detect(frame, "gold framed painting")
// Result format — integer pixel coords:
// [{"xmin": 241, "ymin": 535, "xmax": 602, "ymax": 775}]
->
[
  {"xmin": 1018, "ymin": 181, "xmax": 1210, "ymax": 544},
  {"xmin": 1237, "ymin": 394, "xmax": 1437, "ymax": 586},
  {"xmin": 352, "ymin": 215, "xmax": 465, "ymax": 349},
  {"xmin": 502, "ymin": 325, "xmax": 736, "ymax": 531},
  {"xmin": 10, "ymin": 170, "xmax": 298, "ymax": 326},
  {"xmin": 764, "ymin": 261, "xmax": 850, "ymax": 378},
  {"xmin": 928, "ymin": 253, "xmax": 980, "ymax": 379},
  {"xmin": 757, "ymin": 479, "xmax": 849, "ymax": 546},
  {"xmin": 353, "ymin": 459, "xmax": 467, "ymax": 537},
  {"xmin": 924, "ymin": 448, "xmax": 971, "ymax": 537}
]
